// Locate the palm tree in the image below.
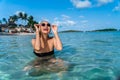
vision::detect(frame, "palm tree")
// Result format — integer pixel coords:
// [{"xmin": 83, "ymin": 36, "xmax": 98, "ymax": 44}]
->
[
  {"xmin": 18, "ymin": 12, "xmax": 23, "ymax": 19},
  {"xmin": 0, "ymin": 20, "xmax": 2, "ymax": 32},
  {"xmin": 18, "ymin": 12, "xmax": 24, "ymax": 26},
  {"xmin": 18, "ymin": 12, "xmax": 28, "ymax": 26},
  {"xmin": 12, "ymin": 15, "xmax": 18, "ymax": 22},
  {"xmin": 8, "ymin": 15, "xmax": 18, "ymax": 28},
  {"xmin": 8, "ymin": 15, "xmax": 18, "ymax": 24},
  {"xmin": 0, "ymin": 20, "xmax": 2, "ymax": 24},
  {"xmin": 2, "ymin": 18, "xmax": 7, "ymax": 24},
  {"xmin": 8, "ymin": 16, "xmax": 13, "ymax": 25},
  {"xmin": 27, "ymin": 15, "xmax": 33, "ymax": 27},
  {"xmin": 27, "ymin": 15, "xmax": 38, "ymax": 29},
  {"xmin": 23, "ymin": 13, "xmax": 28, "ymax": 26}
]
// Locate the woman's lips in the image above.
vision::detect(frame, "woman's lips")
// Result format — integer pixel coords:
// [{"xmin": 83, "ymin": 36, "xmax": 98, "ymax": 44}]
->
[{"xmin": 43, "ymin": 29, "xmax": 48, "ymax": 31}]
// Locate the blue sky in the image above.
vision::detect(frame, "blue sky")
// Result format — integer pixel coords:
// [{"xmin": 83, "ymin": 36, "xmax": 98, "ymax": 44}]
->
[{"xmin": 0, "ymin": 0, "xmax": 120, "ymax": 31}]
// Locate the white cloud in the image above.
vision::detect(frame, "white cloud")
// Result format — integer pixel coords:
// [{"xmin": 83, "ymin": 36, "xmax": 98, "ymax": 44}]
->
[
  {"xmin": 71, "ymin": 0, "xmax": 91, "ymax": 8},
  {"xmin": 79, "ymin": 15, "xmax": 85, "ymax": 18},
  {"xmin": 53, "ymin": 19, "xmax": 76, "ymax": 26},
  {"xmin": 80, "ymin": 20, "xmax": 88, "ymax": 23},
  {"xmin": 97, "ymin": 0, "xmax": 113, "ymax": 6},
  {"xmin": 54, "ymin": 17, "xmax": 58, "ymax": 21},
  {"xmin": 70, "ymin": 0, "xmax": 114, "ymax": 9},
  {"xmin": 113, "ymin": 2, "xmax": 120, "ymax": 11},
  {"xmin": 66, "ymin": 20, "xmax": 76, "ymax": 26},
  {"xmin": 113, "ymin": 6, "xmax": 120, "ymax": 11},
  {"xmin": 53, "ymin": 20, "xmax": 61, "ymax": 26},
  {"xmin": 61, "ymin": 14, "xmax": 71, "ymax": 19},
  {"xmin": 53, "ymin": 15, "xmax": 76, "ymax": 27},
  {"xmin": 98, "ymin": 0, "xmax": 113, "ymax": 4}
]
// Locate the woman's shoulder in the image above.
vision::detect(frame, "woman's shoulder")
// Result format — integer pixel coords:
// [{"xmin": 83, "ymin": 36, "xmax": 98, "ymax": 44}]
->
[{"xmin": 48, "ymin": 37, "xmax": 55, "ymax": 42}]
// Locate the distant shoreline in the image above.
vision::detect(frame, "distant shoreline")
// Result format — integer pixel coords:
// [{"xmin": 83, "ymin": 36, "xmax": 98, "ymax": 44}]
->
[
  {"xmin": 0, "ymin": 28, "xmax": 119, "ymax": 36},
  {"xmin": 59, "ymin": 30, "xmax": 83, "ymax": 33},
  {"xmin": 59, "ymin": 28, "xmax": 120, "ymax": 33}
]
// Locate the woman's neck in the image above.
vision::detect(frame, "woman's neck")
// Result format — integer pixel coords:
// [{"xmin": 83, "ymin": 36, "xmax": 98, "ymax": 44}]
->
[
  {"xmin": 41, "ymin": 33, "xmax": 48, "ymax": 40},
  {"xmin": 40, "ymin": 33, "xmax": 49, "ymax": 49}
]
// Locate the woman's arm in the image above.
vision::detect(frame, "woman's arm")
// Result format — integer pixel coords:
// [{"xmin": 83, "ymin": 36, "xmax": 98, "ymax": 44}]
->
[
  {"xmin": 52, "ymin": 25, "xmax": 62, "ymax": 51},
  {"xmin": 31, "ymin": 24, "xmax": 41, "ymax": 51}
]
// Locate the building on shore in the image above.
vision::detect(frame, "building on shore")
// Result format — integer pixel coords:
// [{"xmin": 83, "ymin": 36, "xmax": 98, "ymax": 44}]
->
[
  {"xmin": 0, "ymin": 24, "xmax": 8, "ymax": 32},
  {"xmin": 0, "ymin": 24, "xmax": 34, "ymax": 33},
  {"xmin": 0, "ymin": 26, "xmax": 1, "ymax": 32}
]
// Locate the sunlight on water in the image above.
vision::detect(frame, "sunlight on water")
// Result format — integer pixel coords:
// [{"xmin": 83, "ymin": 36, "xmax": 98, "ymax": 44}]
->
[{"xmin": 0, "ymin": 31, "xmax": 120, "ymax": 80}]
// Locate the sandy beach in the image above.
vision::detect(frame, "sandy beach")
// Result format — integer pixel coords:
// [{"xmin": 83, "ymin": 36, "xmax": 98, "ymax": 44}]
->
[{"xmin": 0, "ymin": 32, "xmax": 35, "ymax": 36}]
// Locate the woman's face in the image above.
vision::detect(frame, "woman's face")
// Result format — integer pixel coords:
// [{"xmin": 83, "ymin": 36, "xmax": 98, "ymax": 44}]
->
[{"xmin": 40, "ymin": 21, "xmax": 51, "ymax": 34}]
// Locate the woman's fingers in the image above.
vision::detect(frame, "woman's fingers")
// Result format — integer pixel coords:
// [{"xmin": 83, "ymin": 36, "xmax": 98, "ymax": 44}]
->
[
  {"xmin": 51, "ymin": 25, "xmax": 58, "ymax": 34},
  {"xmin": 34, "ymin": 24, "xmax": 39, "ymax": 28},
  {"xmin": 52, "ymin": 25, "xmax": 57, "ymax": 30},
  {"xmin": 34, "ymin": 24, "xmax": 40, "ymax": 31},
  {"xmin": 52, "ymin": 25, "xmax": 56, "ymax": 27},
  {"xmin": 51, "ymin": 25, "xmax": 54, "ymax": 31},
  {"xmin": 52, "ymin": 25, "xmax": 56, "ymax": 29},
  {"xmin": 38, "ymin": 24, "xmax": 41, "ymax": 31}
]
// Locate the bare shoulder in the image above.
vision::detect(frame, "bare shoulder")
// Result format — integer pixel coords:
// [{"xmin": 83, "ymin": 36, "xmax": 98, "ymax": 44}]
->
[
  {"xmin": 48, "ymin": 37, "xmax": 54, "ymax": 44},
  {"xmin": 52, "ymin": 37, "xmax": 56, "ymax": 41}
]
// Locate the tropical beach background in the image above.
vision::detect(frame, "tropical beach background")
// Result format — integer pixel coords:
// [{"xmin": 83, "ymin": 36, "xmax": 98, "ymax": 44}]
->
[{"xmin": 0, "ymin": 0, "xmax": 120, "ymax": 80}]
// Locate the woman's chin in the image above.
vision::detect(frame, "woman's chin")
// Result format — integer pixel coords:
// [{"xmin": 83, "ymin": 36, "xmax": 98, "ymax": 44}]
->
[{"xmin": 42, "ymin": 31, "xmax": 49, "ymax": 34}]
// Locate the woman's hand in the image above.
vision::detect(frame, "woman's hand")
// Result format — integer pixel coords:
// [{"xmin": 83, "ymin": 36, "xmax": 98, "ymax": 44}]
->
[
  {"xmin": 52, "ymin": 25, "xmax": 58, "ymax": 34},
  {"xmin": 34, "ymin": 24, "xmax": 41, "ymax": 32}
]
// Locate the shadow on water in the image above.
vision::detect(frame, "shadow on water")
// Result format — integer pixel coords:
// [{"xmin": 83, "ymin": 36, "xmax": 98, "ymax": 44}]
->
[
  {"xmin": 24, "ymin": 57, "xmax": 68, "ymax": 77},
  {"xmin": 23, "ymin": 44, "xmax": 78, "ymax": 77},
  {"xmin": 116, "ymin": 71, "xmax": 120, "ymax": 80}
]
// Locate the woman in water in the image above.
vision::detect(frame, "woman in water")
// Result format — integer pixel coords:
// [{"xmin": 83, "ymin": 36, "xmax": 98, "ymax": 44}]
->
[
  {"xmin": 32, "ymin": 21, "xmax": 63, "ymax": 64},
  {"xmin": 24, "ymin": 21, "xmax": 67, "ymax": 76},
  {"xmin": 32, "ymin": 21, "xmax": 62, "ymax": 59}
]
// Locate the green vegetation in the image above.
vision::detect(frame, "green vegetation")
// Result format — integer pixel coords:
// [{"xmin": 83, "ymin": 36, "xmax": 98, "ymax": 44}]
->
[
  {"xmin": 0, "ymin": 12, "xmax": 38, "ymax": 29},
  {"xmin": 59, "ymin": 28, "xmax": 119, "ymax": 33},
  {"xmin": 59, "ymin": 30, "xmax": 83, "ymax": 33},
  {"xmin": 91, "ymin": 28, "xmax": 118, "ymax": 32}
]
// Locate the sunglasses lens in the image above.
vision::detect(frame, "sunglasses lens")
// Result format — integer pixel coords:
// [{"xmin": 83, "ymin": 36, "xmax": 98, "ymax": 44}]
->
[
  {"xmin": 47, "ymin": 23, "xmax": 51, "ymax": 27},
  {"xmin": 41, "ymin": 23, "xmax": 51, "ymax": 27},
  {"xmin": 41, "ymin": 23, "xmax": 45, "ymax": 26}
]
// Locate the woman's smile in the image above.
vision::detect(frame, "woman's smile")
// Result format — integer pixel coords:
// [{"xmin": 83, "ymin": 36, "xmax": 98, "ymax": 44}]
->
[{"xmin": 43, "ymin": 28, "xmax": 48, "ymax": 31}]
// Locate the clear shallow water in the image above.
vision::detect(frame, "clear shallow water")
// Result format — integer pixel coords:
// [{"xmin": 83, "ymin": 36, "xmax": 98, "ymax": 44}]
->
[{"xmin": 0, "ymin": 31, "xmax": 120, "ymax": 80}]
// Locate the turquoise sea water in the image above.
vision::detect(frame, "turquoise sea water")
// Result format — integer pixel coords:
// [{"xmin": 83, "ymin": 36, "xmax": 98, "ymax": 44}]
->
[{"xmin": 0, "ymin": 31, "xmax": 120, "ymax": 80}]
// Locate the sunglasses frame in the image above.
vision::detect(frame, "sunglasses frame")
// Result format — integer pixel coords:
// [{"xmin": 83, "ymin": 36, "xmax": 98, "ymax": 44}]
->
[{"xmin": 41, "ymin": 23, "xmax": 51, "ymax": 27}]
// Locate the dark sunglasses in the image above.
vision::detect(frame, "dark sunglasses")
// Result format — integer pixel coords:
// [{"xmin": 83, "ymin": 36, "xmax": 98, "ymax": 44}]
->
[{"xmin": 41, "ymin": 23, "xmax": 51, "ymax": 27}]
